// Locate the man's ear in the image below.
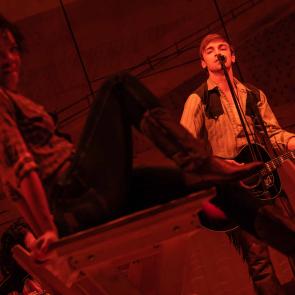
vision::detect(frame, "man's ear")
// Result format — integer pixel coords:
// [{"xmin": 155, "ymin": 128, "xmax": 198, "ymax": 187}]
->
[{"xmin": 201, "ymin": 59, "xmax": 207, "ymax": 69}]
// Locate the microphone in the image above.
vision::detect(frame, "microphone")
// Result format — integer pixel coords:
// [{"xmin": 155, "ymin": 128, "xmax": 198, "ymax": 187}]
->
[{"xmin": 216, "ymin": 54, "xmax": 226, "ymax": 63}]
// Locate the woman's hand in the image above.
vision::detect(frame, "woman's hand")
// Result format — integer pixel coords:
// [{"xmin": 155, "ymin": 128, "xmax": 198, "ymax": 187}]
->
[{"xmin": 24, "ymin": 230, "xmax": 58, "ymax": 262}]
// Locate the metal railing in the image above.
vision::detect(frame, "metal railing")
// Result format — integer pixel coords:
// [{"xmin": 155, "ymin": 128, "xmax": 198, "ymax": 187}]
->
[{"xmin": 58, "ymin": 0, "xmax": 262, "ymax": 127}]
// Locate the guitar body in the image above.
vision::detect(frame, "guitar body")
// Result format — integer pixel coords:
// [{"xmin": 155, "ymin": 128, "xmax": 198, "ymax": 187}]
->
[
  {"xmin": 199, "ymin": 143, "xmax": 282, "ymax": 232},
  {"xmin": 235, "ymin": 143, "xmax": 281, "ymax": 200}
]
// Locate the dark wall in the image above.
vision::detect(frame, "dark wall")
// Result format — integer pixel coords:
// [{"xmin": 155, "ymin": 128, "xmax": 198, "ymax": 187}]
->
[{"xmin": 12, "ymin": 0, "xmax": 293, "ymax": 147}]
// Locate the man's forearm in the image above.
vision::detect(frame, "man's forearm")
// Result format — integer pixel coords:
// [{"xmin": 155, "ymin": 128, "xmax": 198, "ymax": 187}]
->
[{"xmin": 19, "ymin": 171, "xmax": 57, "ymax": 237}]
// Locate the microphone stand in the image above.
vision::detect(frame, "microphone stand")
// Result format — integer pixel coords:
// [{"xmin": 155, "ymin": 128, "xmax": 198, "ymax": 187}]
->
[
  {"xmin": 217, "ymin": 55, "xmax": 257, "ymax": 160},
  {"xmin": 219, "ymin": 55, "xmax": 295, "ymax": 275}
]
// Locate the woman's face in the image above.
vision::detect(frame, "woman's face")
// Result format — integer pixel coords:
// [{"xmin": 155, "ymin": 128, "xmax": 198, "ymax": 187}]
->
[{"xmin": 0, "ymin": 29, "xmax": 21, "ymax": 91}]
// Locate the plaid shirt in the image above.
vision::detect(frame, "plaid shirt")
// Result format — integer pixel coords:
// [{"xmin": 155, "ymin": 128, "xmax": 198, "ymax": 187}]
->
[{"xmin": 0, "ymin": 88, "xmax": 74, "ymax": 200}]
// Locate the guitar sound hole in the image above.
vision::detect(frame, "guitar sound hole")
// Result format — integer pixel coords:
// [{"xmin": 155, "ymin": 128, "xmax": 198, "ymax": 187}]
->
[{"xmin": 235, "ymin": 143, "xmax": 281, "ymax": 200}]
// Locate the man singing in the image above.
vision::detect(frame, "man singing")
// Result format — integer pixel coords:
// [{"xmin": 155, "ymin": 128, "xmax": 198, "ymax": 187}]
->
[{"xmin": 181, "ymin": 33, "xmax": 295, "ymax": 295}]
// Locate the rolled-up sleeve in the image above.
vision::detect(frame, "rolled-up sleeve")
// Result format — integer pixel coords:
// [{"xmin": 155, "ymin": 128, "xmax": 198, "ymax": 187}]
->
[
  {"xmin": 0, "ymin": 93, "xmax": 37, "ymax": 191},
  {"xmin": 258, "ymin": 90, "xmax": 295, "ymax": 149}
]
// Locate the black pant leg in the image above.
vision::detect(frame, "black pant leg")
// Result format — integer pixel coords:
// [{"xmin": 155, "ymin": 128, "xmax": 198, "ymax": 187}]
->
[
  {"xmin": 228, "ymin": 229, "xmax": 284, "ymax": 295},
  {"xmin": 216, "ymin": 183, "xmax": 295, "ymax": 257},
  {"xmin": 54, "ymin": 73, "xmax": 210, "ymax": 235}
]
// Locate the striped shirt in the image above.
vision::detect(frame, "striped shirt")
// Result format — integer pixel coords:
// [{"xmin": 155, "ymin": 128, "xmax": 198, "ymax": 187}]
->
[{"xmin": 180, "ymin": 78, "xmax": 294, "ymax": 159}]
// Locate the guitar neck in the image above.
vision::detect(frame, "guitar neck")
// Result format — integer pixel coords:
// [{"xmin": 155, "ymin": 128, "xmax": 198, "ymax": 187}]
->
[{"xmin": 260, "ymin": 150, "xmax": 295, "ymax": 176}]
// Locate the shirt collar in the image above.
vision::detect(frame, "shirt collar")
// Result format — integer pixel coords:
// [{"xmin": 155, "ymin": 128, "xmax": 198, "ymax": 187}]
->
[{"xmin": 207, "ymin": 77, "xmax": 248, "ymax": 92}]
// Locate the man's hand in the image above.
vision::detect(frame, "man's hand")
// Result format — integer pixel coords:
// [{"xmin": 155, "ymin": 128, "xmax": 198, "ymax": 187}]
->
[{"xmin": 225, "ymin": 159, "xmax": 245, "ymax": 166}]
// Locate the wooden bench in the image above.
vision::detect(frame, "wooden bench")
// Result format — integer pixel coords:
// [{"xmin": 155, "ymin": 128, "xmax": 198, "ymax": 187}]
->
[{"xmin": 13, "ymin": 188, "xmax": 213, "ymax": 295}]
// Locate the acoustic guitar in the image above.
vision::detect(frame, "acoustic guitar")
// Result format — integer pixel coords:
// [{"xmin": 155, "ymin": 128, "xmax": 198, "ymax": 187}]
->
[{"xmin": 198, "ymin": 143, "xmax": 295, "ymax": 231}]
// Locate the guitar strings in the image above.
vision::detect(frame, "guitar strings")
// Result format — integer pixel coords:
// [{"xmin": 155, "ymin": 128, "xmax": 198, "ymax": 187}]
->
[{"xmin": 260, "ymin": 151, "xmax": 294, "ymax": 176}]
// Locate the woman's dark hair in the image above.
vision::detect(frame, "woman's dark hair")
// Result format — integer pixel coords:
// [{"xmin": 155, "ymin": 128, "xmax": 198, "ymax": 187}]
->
[
  {"xmin": 0, "ymin": 219, "xmax": 30, "ymax": 293},
  {"xmin": 0, "ymin": 14, "xmax": 25, "ymax": 53}
]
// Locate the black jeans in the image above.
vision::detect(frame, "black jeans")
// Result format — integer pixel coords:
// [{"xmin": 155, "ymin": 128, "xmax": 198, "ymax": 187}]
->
[
  {"xmin": 214, "ymin": 184, "xmax": 295, "ymax": 260},
  {"xmin": 52, "ymin": 73, "xmax": 295, "ymax": 263},
  {"xmin": 52, "ymin": 73, "xmax": 209, "ymax": 236},
  {"xmin": 228, "ymin": 191, "xmax": 295, "ymax": 295},
  {"xmin": 229, "ymin": 228, "xmax": 284, "ymax": 295}
]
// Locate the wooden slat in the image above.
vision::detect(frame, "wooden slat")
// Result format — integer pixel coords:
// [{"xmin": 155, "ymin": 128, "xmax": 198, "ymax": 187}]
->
[
  {"xmin": 12, "ymin": 246, "xmax": 86, "ymax": 295},
  {"xmin": 50, "ymin": 189, "xmax": 212, "ymax": 267},
  {"xmin": 13, "ymin": 189, "xmax": 213, "ymax": 295}
]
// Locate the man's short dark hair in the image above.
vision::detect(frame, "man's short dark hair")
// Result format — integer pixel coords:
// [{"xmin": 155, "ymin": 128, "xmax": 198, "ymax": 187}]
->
[
  {"xmin": 199, "ymin": 33, "xmax": 234, "ymax": 60},
  {"xmin": 0, "ymin": 14, "xmax": 25, "ymax": 53}
]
